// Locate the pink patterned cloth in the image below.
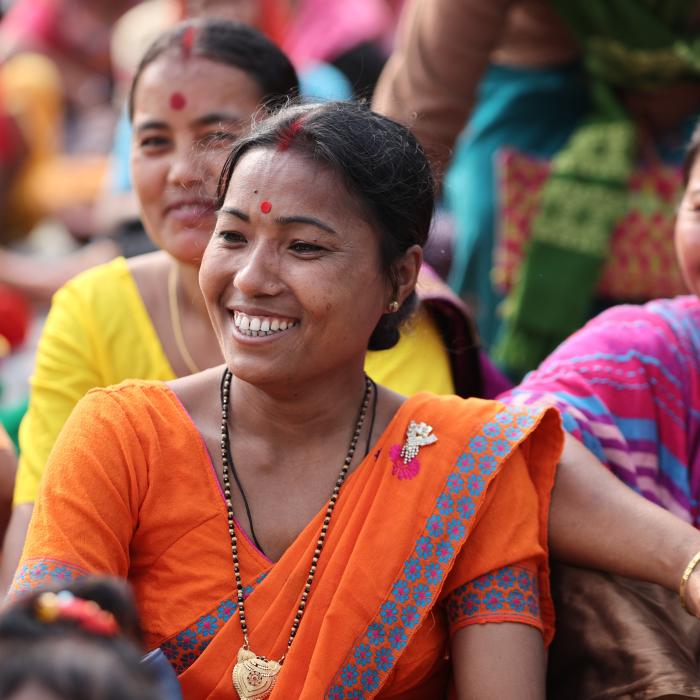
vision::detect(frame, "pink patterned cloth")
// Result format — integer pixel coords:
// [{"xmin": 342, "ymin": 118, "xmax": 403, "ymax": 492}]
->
[{"xmin": 499, "ymin": 296, "xmax": 700, "ymax": 524}]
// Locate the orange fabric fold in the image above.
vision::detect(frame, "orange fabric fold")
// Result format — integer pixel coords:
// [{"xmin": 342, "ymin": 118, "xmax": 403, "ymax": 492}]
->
[{"xmin": 14, "ymin": 381, "xmax": 562, "ymax": 699}]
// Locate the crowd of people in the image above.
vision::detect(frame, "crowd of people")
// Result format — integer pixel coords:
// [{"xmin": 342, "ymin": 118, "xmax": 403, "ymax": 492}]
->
[{"xmin": 2, "ymin": 1, "xmax": 700, "ymax": 698}]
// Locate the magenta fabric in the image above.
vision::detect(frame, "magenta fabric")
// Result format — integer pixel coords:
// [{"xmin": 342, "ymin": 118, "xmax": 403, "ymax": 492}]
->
[
  {"xmin": 283, "ymin": 0, "xmax": 393, "ymax": 68},
  {"xmin": 499, "ymin": 296, "xmax": 700, "ymax": 524}
]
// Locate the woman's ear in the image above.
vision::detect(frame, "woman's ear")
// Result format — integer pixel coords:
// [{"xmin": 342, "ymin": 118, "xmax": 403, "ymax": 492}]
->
[{"xmin": 391, "ymin": 244, "xmax": 423, "ymax": 307}]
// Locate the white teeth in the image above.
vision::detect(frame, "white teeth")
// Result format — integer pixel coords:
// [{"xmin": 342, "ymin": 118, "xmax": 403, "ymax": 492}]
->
[{"xmin": 233, "ymin": 312, "xmax": 296, "ymax": 337}]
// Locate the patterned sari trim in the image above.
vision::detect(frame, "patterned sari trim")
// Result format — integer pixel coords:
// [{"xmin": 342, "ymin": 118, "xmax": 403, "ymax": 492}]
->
[
  {"xmin": 445, "ymin": 565, "xmax": 541, "ymax": 634},
  {"xmin": 11, "ymin": 557, "xmax": 86, "ymax": 595},
  {"xmin": 326, "ymin": 405, "xmax": 540, "ymax": 699},
  {"xmin": 160, "ymin": 571, "xmax": 269, "ymax": 674}
]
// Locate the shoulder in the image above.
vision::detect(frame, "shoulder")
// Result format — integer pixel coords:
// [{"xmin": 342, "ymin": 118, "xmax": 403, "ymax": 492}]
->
[
  {"xmin": 59, "ymin": 256, "xmax": 130, "ymax": 298},
  {"xmin": 403, "ymin": 393, "xmax": 557, "ymax": 446},
  {"xmin": 507, "ymin": 297, "xmax": 698, "ymax": 391},
  {"xmin": 561, "ymin": 296, "xmax": 699, "ymax": 356},
  {"xmin": 49, "ymin": 257, "xmax": 132, "ymax": 320},
  {"xmin": 79, "ymin": 380, "xmax": 184, "ymax": 427}
]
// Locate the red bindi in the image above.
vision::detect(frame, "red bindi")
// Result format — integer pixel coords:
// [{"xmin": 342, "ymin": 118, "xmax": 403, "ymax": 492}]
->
[
  {"xmin": 169, "ymin": 92, "xmax": 186, "ymax": 110},
  {"xmin": 260, "ymin": 200, "xmax": 272, "ymax": 214}
]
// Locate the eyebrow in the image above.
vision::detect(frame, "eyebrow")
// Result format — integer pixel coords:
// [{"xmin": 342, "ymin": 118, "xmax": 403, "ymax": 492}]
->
[
  {"xmin": 192, "ymin": 113, "xmax": 244, "ymax": 128},
  {"xmin": 218, "ymin": 207, "xmax": 337, "ymax": 235},
  {"xmin": 134, "ymin": 113, "xmax": 243, "ymax": 133}
]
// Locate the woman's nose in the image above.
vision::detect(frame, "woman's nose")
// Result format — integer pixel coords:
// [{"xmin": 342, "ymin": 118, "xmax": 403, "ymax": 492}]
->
[
  {"xmin": 233, "ymin": 243, "xmax": 282, "ymax": 296},
  {"xmin": 167, "ymin": 148, "xmax": 205, "ymax": 189}
]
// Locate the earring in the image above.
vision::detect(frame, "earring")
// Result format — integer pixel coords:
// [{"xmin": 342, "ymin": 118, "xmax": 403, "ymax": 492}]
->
[{"xmin": 388, "ymin": 300, "xmax": 400, "ymax": 313}]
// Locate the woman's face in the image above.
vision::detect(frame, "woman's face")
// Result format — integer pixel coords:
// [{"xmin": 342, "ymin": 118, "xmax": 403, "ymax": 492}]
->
[
  {"xmin": 676, "ymin": 155, "xmax": 700, "ymax": 297},
  {"xmin": 200, "ymin": 148, "xmax": 418, "ymax": 388},
  {"xmin": 130, "ymin": 54, "xmax": 263, "ymax": 265}
]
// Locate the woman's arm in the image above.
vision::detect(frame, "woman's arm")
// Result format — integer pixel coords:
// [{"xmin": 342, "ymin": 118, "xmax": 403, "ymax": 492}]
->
[
  {"xmin": 10, "ymin": 388, "xmax": 143, "ymax": 596},
  {"xmin": 550, "ymin": 434, "xmax": 700, "ymax": 614},
  {"xmin": 0, "ymin": 430, "xmax": 16, "ymax": 545},
  {"xmin": 373, "ymin": 0, "xmax": 511, "ymax": 173},
  {"xmin": 452, "ymin": 622, "xmax": 545, "ymax": 700},
  {"xmin": 0, "ymin": 503, "xmax": 32, "ymax": 594}
]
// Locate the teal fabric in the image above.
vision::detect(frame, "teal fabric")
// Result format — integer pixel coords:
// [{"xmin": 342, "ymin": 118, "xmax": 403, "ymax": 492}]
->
[{"xmin": 444, "ymin": 62, "xmax": 589, "ymax": 347}]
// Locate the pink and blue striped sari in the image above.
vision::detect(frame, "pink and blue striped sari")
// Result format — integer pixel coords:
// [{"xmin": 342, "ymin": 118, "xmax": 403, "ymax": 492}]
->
[{"xmin": 500, "ymin": 296, "xmax": 700, "ymax": 525}]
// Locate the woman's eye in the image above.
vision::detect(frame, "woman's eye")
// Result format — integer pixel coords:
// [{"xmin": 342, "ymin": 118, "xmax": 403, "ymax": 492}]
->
[
  {"xmin": 290, "ymin": 241, "xmax": 325, "ymax": 254},
  {"xmin": 199, "ymin": 131, "xmax": 237, "ymax": 147},
  {"xmin": 139, "ymin": 135, "xmax": 170, "ymax": 149},
  {"xmin": 218, "ymin": 230, "xmax": 247, "ymax": 245}
]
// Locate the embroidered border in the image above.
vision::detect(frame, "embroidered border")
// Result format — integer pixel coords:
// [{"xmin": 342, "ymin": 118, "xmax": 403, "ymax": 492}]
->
[
  {"xmin": 11, "ymin": 557, "xmax": 86, "ymax": 596},
  {"xmin": 445, "ymin": 565, "xmax": 540, "ymax": 632},
  {"xmin": 160, "ymin": 571, "xmax": 269, "ymax": 674},
  {"xmin": 327, "ymin": 405, "xmax": 539, "ymax": 699}
]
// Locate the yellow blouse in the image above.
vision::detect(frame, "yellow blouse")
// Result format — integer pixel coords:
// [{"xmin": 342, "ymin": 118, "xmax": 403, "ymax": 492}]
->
[{"xmin": 16, "ymin": 258, "xmax": 454, "ymax": 504}]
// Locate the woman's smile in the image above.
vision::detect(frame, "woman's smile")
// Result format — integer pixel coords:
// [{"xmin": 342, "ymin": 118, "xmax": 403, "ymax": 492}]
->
[{"xmin": 230, "ymin": 309, "xmax": 300, "ymax": 339}]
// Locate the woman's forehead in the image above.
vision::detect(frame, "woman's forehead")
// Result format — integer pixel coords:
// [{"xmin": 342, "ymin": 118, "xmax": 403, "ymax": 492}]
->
[
  {"xmin": 133, "ymin": 54, "xmax": 263, "ymax": 118},
  {"xmin": 224, "ymin": 149, "xmax": 369, "ymax": 225}
]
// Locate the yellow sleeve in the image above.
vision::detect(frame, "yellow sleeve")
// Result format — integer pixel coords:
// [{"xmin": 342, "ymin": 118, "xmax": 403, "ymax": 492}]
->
[
  {"xmin": 15, "ymin": 259, "xmax": 175, "ymax": 505},
  {"xmin": 14, "ymin": 278, "xmax": 107, "ymax": 505},
  {"xmin": 365, "ymin": 307, "xmax": 455, "ymax": 396}
]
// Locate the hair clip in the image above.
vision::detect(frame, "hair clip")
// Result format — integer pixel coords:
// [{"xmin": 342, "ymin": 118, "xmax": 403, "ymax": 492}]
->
[
  {"xmin": 35, "ymin": 591, "xmax": 119, "ymax": 637},
  {"xmin": 277, "ymin": 118, "xmax": 304, "ymax": 152}
]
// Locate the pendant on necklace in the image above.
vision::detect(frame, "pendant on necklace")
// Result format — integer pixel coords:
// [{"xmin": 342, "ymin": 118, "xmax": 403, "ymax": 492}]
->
[{"xmin": 232, "ymin": 646, "xmax": 281, "ymax": 700}]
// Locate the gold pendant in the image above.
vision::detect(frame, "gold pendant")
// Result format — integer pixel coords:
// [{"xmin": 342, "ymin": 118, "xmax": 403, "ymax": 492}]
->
[{"xmin": 232, "ymin": 647, "xmax": 281, "ymax": 700}]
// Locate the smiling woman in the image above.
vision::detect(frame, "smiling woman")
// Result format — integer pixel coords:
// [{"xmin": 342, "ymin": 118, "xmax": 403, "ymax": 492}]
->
[
  {"xmin": 4, "ymin": 18, "xmax": 485, "ymax": 592},
  {"xmin": 12, "ymin": 101, "xmax": 563, "ymax": 700}
]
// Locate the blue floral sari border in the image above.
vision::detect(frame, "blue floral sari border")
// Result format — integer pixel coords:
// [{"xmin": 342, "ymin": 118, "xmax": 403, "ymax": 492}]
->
[
  {"xmin": 160, "ymin": 571, "xmax": 269, "ymax": 674},
  {"xmin": 11, "ymin": 557, "xmax": 86, "ymax": 598},
  {"xmin": 326, "ymin": 404, "xmax": 541, "ymax": 699}
]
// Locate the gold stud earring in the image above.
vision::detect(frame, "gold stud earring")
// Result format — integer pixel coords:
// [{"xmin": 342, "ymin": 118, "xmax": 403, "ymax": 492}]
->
[{"xmin": 388, "ymin": 300, "xmax": 400, "ymax": 313}]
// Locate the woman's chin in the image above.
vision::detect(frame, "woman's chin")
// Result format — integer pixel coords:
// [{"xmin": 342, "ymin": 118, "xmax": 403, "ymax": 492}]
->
[{"xmin": 163, "ymin": 236, "xmax": 211, "ymax": 266}]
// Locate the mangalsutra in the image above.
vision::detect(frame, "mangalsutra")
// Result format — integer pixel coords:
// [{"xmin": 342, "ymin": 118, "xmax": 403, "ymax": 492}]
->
[{"xmin": 220, "ymin": 369, "xmax": 373, "ymax": 699}]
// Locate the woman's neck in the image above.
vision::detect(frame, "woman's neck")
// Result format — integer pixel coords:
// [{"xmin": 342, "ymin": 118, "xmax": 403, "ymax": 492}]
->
[
  {"xmin": 175, "ymin": 258, "xmax": 209, "ymax": 319},
  {"xmin": 229, "ymin": 361, "xmax": 370, "ymax": 450}
]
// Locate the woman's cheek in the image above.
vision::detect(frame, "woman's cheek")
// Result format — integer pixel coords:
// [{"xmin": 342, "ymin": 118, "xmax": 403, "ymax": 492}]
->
[{"xmin": 675, "ymin": 219, "xmax": 700, "ymax": 294}]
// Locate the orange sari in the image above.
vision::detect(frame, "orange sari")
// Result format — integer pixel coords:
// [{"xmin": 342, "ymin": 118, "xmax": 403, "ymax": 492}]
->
[{"xmin": 13, "ymin": 381, "xmax": 562, "ymax": 699}]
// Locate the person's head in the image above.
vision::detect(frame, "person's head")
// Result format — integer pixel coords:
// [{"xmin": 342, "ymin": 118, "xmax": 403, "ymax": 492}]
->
[
  {"xmin": 128, "ymin": 19, "xmax": 299, "ymax": 266},
  {"xmin": 676, "ymin": 121, "xmax": 700, "ymax": 298},
  {"xmin": 200, "ymin": 101, "xmax": 433, "ymax": 389},
  {"xmin": 0, "ymin": 578, "xmax": 162, "ymax": 700}
]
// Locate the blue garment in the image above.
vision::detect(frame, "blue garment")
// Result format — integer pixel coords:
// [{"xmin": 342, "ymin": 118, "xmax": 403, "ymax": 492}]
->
[
  {"xmin": 141, "ymin": 648, "xmax": 183, "ymax": 700},
  {"xmin": 108, "ymin": 108, "xmax": 133, "ymax": 193},
  {"xmin": 298, "ymin": 61, "xmax": 353, "ymax": 101}
]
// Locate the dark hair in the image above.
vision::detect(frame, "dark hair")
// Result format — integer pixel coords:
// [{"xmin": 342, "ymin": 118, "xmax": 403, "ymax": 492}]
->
[
  {"xmin": 684, "ymin": 120, "xmax": 700, "ymax": 186},
  {"xmin": 128, "ymin": 18, "xmax": 299, "ymax": 120},
  {"xmin": 216, "ymin": 101, "xmax": 436, "ymax": 350},
  {"xmin": 0, "ymin": 578, "xmax": 163, "ymax": 700}
]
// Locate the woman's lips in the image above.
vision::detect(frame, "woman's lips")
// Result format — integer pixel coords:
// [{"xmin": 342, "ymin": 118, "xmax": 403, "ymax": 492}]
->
[{"xmin": 165, "ymin": 199, "xmax": 216, "ymax": 226}]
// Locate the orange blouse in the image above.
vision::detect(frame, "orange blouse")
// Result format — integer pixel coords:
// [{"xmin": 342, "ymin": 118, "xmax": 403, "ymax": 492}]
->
[{"xmin": 14, "ymin": 381, "xmax": 562, "ymax": 699}]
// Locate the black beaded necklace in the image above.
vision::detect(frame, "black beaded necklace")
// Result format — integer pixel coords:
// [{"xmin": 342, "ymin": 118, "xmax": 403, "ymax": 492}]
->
[{"xmin": 219, "ymin": 368, "xmax": 374, "ymax": 699}]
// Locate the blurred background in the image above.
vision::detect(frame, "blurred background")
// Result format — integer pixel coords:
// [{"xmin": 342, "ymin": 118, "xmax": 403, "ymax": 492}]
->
[{"xmin": 0, "ymin": 0, "xmax": 423, "ymax": 450}]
